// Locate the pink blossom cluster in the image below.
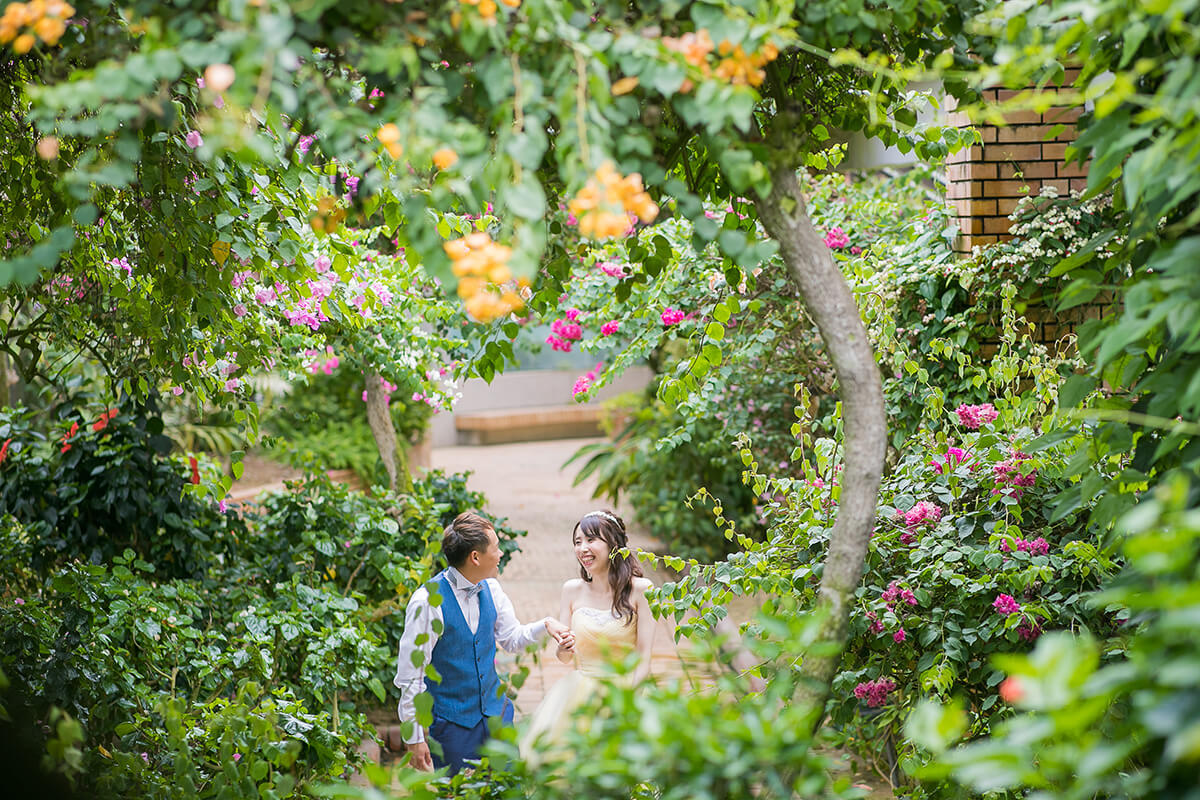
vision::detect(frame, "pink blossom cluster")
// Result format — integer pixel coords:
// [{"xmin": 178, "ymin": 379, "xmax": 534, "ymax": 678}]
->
[
  {"xmin": 597, "ymin": 261, "xmax": 628, "ymax": 278},
  {"xmin": 547, "ymin": 318, "xmax": 584, "ymax": 352},
  {"xmin": 955, "ymin": 402, "xmax": 999, "ymax": 429},
  {"xmin": 853, "ymin": 678, "xmax": 897, "ymax": 707},
  {"xmin": 999, "ymin": 536, "xmax": 1049, "ymax": 555},
  {"xmin": 865, "ymin": 610, "xmax": 885, "ymax": 634},
  {"xmin": 563, "ymin": 308, "xmax": 582, "ymax": 322},
  {"xmin": 572, "ymin": 363, "xmax": 603, "ymax": 398},
  {"xmin": 108, "ymin": 257, "xmax": 133, "ymax": 277},
  {"xmin": 823, "ymin": 227, "xmax": 850, "ymax": 249},
  {"xmin": 881, "ymin": 581, "xmax": 919, "ymax": 609},
  {"xmin": 994, "ymin": 453, "xmax": 1037, "ymax": 497},
  {"xmin": 902, "ymin": 500, "xmax": 942, "ymax": 530},
  {"xmin": 992, "ymin": 593, "xmax": 1021, "ymax": 615},
  {"xmin": 931, "ymin": 446, "xmax": 970, "ymax": 474},
  {"xmin": 1017, "ymin": 619, "xmax": 1043, "ymax": 642},
  {"xmin": 297, "ymin": 135, "xmax": 315, "ymax": 156},
  {"xmin": 660, "ymin": 308, "xmax": 685, "ymax": 326},
  {"xmin": 304, "ymin": 346, "xmax": 339, "ymax": 375},
  {"xmin": 601, "ymin": 320, "xmax": 620, "ymax": 336}
]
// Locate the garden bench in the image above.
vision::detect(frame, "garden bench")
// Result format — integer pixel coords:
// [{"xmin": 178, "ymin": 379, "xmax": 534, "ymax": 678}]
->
[{"xmin": 454, "ymin": 404, "xmax": 604, "ymax": 445}]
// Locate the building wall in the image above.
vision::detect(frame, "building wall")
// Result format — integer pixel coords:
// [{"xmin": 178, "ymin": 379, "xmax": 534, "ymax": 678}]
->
[{"xmin": 946, "ymin": 87, "xmax": 1088, "ymax": 252}]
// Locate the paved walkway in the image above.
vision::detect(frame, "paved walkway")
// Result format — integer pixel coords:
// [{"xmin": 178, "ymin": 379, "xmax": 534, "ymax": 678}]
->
[{"xmin": 431, "ymin": 437, "xmax": 718, "ymax": 714}]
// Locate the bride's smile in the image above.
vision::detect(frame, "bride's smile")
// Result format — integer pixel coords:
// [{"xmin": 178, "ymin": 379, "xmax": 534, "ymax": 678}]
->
[{"xmin": 573, "ymin": 531, "xmax": 610, "ymax": 575}]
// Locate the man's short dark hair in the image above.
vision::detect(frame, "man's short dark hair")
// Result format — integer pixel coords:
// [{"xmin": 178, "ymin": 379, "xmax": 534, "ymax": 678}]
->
[{"xmin": 442, "ymin": 511, "xmax": 494, "ymax": 567}]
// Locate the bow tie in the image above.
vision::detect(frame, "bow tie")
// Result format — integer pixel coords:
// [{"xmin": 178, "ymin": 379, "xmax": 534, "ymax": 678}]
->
[{"xmin": 462, "ymin": 582, "xmax": 483, "ymax": 598}]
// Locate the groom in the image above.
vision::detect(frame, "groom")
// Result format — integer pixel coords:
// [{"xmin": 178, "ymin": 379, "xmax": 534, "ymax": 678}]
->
[{"xmin": 393, "ymin": 511, "xmax": 571, "ymax": 774}]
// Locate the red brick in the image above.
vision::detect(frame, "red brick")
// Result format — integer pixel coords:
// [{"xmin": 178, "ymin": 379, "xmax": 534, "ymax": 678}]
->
[
  {"xmin": 984, "ymin": 216, "xmax": 1016, "ymax": 234},
  {"xmin": 1057, "ymin": 160, "xmax": 1091, "ymax": 178},
  {"xmin": 1069, "ymin": 178, "xmax": 1089, "ymax": 192},
  {"xmin": 1042, "ymin": 178, "xmax": 1072, "ymax": 194},
  {"xmin": 996, "ymin": 197, "xmax": 1025, "ymax": 215},
  {"xmin": 983, "ymin": 180, "xmax": 1033, "ymax": 198},
  {"xmin": 983, "ymin": 143, "xmax": 1042, "ymax": 162},
  {"xmin": 998, "ymin": 161, "xmax": 1057, "ymax": 179},
  {"xmin": 958, "ymin": 216, "xmax": 986, "ymax": 235},
  {"xmin": 981, "ymin": 126, "xmax": 999, "ymax": 143},
  {"xmin": 950, "ymin": 144, "xmax": 985, "ymax": 161},
  {"xmin": 969, "ymin": 199, "xmax": 998, "ymax": 216},
  {"xmin": 1044, "ymin": 106, "xmax": 1082, "ymax": 124},
  {"xmin": 1000, "ymin": 109, "xmax": 1044, "ymax": 125},
  {"xmin": 997, "ymin": 124, "xmax": 1061, "ymax": 143},
  {"xmin": 947, "ymin": 180, "xmax": 985, "ymax": 199},
  {"xmin": 1042, "ymin": 142, "xmax": 1072, "ymax": 160}
]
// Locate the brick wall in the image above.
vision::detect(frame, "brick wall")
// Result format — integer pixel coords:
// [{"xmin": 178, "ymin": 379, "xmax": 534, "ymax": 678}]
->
[{"xmin": 946, "ymin": 88, "xmax": 1088, "ymax": 252}]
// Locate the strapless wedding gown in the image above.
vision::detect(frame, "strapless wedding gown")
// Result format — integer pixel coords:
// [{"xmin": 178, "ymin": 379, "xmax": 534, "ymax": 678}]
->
[{"xmin": 519, "ymin": 605, "xmax": 639, "ymax": 760}]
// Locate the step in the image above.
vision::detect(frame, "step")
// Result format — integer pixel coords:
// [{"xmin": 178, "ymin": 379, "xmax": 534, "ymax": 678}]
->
[{"xmin": 455, "ymin": 404, "xmax": 603, "ymax": 445}]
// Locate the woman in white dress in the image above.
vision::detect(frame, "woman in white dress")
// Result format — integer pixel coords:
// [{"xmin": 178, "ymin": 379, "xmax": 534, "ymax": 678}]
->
[{"xmin": 520, "ymin": 510, "xmax": 654, "ymax": 758}]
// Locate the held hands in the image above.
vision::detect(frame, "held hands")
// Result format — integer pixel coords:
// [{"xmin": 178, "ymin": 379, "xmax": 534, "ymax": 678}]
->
[
  {"xmin": 545, "ymin": 617, "xmax": 575, "ymax": 655},
  {"xmin": 404, "ymin": 740, "xmax": 433, "ymax": 771}
]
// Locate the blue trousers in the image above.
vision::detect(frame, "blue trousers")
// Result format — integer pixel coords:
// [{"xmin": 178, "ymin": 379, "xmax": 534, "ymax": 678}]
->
[{"xmin": 428, "ymin": 701, "xmax": 514, "ymax": 775}]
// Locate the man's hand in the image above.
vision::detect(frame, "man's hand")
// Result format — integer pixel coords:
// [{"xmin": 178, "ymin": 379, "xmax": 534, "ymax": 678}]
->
[
  {"xmin": 405, "ymin": 740, "xmax": 433, "ymax": 771},
  {"xmin": 544, "ymin": 617, "xmax": 573, "ymax": 647}
]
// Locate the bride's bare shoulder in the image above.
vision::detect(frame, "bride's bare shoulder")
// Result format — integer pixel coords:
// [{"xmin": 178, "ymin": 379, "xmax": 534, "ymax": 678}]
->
[
  {"xmin": 632, "ymin": 576, "xmax": 654, "ymax": 594},
  {"xmin": 561, "ymin": 578, "xmax": 587, "ymax": 595}
]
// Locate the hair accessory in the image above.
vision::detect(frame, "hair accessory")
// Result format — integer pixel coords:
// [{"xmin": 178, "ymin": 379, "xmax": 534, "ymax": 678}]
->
[{"xmin": 583, "ymin": 510, "xmax": 620, "ymax": 524}]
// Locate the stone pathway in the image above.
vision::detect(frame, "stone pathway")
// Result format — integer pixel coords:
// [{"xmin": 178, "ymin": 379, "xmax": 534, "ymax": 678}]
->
[{"xmin": 430, "ymin": 437, "xmax": 719, "ymax": 714}]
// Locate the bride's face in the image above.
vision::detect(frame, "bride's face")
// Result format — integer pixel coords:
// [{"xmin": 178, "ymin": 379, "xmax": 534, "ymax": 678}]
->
[{"xmin": 573, "ymin": 528, "xmax": 611, "ymax": 578}]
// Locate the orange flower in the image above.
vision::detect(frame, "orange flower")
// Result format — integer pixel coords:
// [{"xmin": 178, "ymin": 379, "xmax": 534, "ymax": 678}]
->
[
  {"xmin": 432, "ymin": 147, "xmax": 458, "ymax": 170},
  {"xmin": 189, "ymin": 456, "xmax": 200, "ymax": 485},
  {"xmin": 611, "ymin": 76, "xmax": 639, "ymax": 96}
]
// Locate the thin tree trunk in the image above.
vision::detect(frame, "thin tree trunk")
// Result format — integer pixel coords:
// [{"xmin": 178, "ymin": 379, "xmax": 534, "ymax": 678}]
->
[
  {"xmin": 755, "ymin": 165, "xmax": 887, "ymax": 719},
  {"xmin": 365, "ymin": 373, "xmax": 399, "ymax": 492}
]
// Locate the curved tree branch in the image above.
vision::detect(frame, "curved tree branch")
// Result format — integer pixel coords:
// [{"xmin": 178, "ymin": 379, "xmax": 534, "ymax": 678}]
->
[{"xmin": 754, "ymin": 163, "xmax": 887, "ymax": 719}]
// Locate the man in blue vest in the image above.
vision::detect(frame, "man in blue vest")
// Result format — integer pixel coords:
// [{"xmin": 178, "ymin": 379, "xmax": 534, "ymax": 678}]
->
[{"xmin": 393, "ymin": 511, "xmax": 573, "ymax": 774}]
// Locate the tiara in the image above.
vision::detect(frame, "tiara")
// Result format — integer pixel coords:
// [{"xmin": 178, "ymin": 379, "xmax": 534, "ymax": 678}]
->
[{"xmin": 582, "ymin": 510, "xmax": 619, "ymax": 524}]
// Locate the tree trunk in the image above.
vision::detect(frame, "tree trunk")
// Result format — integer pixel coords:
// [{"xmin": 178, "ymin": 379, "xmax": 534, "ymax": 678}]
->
[
  {"xmin": 365, "ymin": 373, "xmax": 400, "ymax": 492},
  {"xmin": 755, "ymin": 165, "xmax": 887, "ymax": 719}
]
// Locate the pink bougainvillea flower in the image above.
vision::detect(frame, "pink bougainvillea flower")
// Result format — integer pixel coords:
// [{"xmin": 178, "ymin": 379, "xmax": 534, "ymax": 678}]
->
[
  {"xmin": 185, "ymin": 130, "xmax": 203, "ymax": 149},
  {"xmin": 601, "ymin": 321, "xmax": 620, "ymax": 336},
  {"xmin": 903, "ymin": 500, "xmax": 942, "ymax": 529},
  {"xmin": 823, "ymin": 227, "xmax": 850, "ymax": 249},
  {"xmin": 992, "ymin": 593, "xmax": 1021, "ymax": 615},
  {"xmin": 893, "ymin": 629, "xmax": 907, "ymax": 643},
  {"xmin": 660, "ymin": 308, "xmax": 685, "ymax": 326},
  {"xmin": 955, "ymin": 402, "xmax": 999, "ymax": 429}
]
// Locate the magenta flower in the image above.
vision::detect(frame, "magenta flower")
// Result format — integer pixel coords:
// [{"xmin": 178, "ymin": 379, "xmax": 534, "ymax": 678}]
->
[
  {"xmin": 185, "ymin": 131, "xmax": 203, "ymax": 149},
  {"xmin": 564, "ymin": 307, "xmax": 581, "ymax": 322},
  {"xmin": 601, "ymin": 321, "xmax": 619, "ymax": 336},
  {"xmin": 955, "ymin": 403, "xmax": 999, "ymax": 429},
  {"xmin": 993, "ymin": 594, "xmax": 1021, "ymax": 615},
  {"xmin": 660, "ymin": 308, "xmax": 685, "ymax": 326},
  {"xmin": 932, "ymin": 447, "xmax": 970, "ymax": 474},
  {"xmin": 893, "ymin": 629, "xmax": 907, "ymax": 643},
  {"xmin": 823, "ymin": 227, "xmax": 850, "ymax": 249},
  {"xmin": 597, "ymin": 261, "xmax": 627, "ymax": 278},
  {"xmin": 224, "ymin": 378, "xmax": 240, "ymax": 392},
  {"xmin": 903, "ymin": 500, "xmax": 942, "ymax": 529},
  {"xmin": 551, "ymin": 319, "xmax": 583, "ymax": 341},
  {"xmin": 853, "ymin": 678, "xmax": 897, "ymax": 707},
  {"xmin": 297, "ymin": 135, "xmax": 315, "ymax": 156}
]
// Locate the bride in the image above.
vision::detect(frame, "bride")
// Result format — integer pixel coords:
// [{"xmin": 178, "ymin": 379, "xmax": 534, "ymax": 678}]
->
[{"xmin": 520, "ymin": 509, "xmax": 654, "ymax": 757}]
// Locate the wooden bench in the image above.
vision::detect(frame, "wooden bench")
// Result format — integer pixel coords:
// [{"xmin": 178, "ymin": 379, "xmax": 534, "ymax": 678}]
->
[{"xmin": 454, "ymin": 404, "xmax": 604, "ymax": 445}]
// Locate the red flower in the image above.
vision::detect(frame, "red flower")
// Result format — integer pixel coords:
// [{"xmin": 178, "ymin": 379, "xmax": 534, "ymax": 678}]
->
[
  {"xmin": 60, "ymin": 422, "xmax": 79, "ymax": 453},
  {"xmin": 999, "ymin": 676, "xmax": 1024, "ymax": 704},
  {"xmin": 0, "ymin": 438, "xmax": 11, "ymax": 465},
  {"xmin": 189, "ymin": 456, "xmax": 200, "ymax": 485},
  {"xmin": 92, "ymin": 408, "xmax": 119, "ymax": 432}
]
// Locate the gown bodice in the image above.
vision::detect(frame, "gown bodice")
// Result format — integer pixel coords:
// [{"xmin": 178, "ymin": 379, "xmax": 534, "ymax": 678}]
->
[{"xmin": 570, "ymin": 605, "xmax": 638, "ymax": 677}]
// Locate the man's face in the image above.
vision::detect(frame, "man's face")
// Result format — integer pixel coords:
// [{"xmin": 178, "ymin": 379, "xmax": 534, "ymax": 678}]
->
[{"xmin": 472, "ymin": 527, "xmax": 501, "ymax": 580}]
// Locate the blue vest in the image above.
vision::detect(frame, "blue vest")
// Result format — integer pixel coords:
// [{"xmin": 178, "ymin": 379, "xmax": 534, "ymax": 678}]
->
[{"xmin": 427, "ymin": 572, "xmax": 505, "ymax": 727}]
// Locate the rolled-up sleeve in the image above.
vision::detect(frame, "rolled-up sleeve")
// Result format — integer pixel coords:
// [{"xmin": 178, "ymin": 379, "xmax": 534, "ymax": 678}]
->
[{"xmin": 489, "ymin": 579, "xmax": 549, "ymax": 652}]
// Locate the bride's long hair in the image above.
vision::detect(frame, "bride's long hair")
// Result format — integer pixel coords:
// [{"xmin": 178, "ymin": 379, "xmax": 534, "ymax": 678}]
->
[{"xmin": 575, "ymin": 510, "xmax": 643, "ymax": 623}]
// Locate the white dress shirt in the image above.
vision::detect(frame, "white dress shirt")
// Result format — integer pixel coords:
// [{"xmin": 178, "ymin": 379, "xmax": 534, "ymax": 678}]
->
[{"xmin": 393, "ymin": 567, "xmax": 549, "ymax": 743}]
